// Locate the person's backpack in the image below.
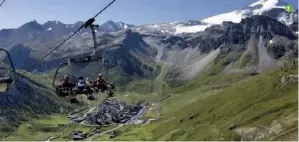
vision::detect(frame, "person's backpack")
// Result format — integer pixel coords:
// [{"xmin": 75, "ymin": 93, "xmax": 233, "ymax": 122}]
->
[{"xmin": 77, "ymin": 79, "xmax": 86, "ymax": 87}]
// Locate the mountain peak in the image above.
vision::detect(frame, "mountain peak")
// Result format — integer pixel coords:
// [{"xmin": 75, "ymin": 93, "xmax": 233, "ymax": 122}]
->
[
  {"xmin": 19, "ymin": 20, "xmax": 42, "ymax": 30},
  {"xmin": 98, "ymin": 20, "xmax": 135, "ymax": 33},
  {"xmin": 249, "ymin": 0, "xmax": 286, "ymax": 7},
  {"xmin": 44, "ymin": 20, "xmax": 64, "ymax": 24},
  {"xmin": 24, "ymin": 20, "xmax": 39, "ymax": 25},
  {"xmin": 201, "ymin": 0, "xmax": 295, "ymax": 25}
]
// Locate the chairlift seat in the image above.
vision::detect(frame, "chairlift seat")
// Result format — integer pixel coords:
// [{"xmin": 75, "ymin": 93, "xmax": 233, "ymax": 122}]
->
[
  {"xmin": 0, "ymin": 77, "xmax": 13, "ymax": 84},
  {"xmin": 55, "ymin": 85, "xmax": 72, "ymax": 97}
]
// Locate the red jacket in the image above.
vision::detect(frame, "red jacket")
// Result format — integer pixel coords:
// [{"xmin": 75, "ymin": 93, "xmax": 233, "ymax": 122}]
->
[{"xmin": 61, "ymin": 80, "xmax": 74, "ymax": 88}]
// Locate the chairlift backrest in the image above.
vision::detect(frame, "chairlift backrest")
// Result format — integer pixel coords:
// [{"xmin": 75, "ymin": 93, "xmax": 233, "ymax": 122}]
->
[
  {"xmin": 52, "ymin": 55, "xmax": 104, "ymax": 89},
  {"xmin": 68, "ymin": 55, "xmax": 103, "ymax": 65}
]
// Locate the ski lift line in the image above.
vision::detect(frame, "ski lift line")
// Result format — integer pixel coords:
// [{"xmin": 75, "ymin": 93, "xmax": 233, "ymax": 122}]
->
[
  {"xmin": 0, "ymin": 0, "xmax": 6, "ymax": 8},
  {"xmin": 93, "ymin": 0, "xmax": 116, "ymax": 19},
  {"xmin": 21, "ymin": 0, "xmax": 117, "ymax": 76}
]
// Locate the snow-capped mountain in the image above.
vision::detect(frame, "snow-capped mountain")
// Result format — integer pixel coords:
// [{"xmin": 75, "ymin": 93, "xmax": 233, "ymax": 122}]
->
[
  {"xmin": 98, "ymin": 20, "xmax": 135, "ymax": 33},
  {"xmin": 202, "ymin": 0, "xmax": 289, "ymax": 24},
  {"xmin": 142, "ymin": 0, "xmax": 297, "ymax": 35},
  {"xmin": 0, "ymin": 20, "xmax": 134, "ymax": 48},
  {"xmin": 132, "ymin": 20, "xmax": 212, "ymax": 35}
]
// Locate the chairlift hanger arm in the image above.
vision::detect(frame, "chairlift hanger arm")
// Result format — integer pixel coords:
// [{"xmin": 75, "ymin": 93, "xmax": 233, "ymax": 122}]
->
[
  {"xmin": 0, "ymin": 48, "xmax": 16, "ymax": 79},
  {"xmin": 68, "ymin": 56, "xmax": 103, "ymax": 64},
  {"xmin": 90, "ymin": 24, "xmax": 99, "ymax": 50},
  {"xmin": 52, "ymin": 62, "xmax": 69, "ymax": 88}
]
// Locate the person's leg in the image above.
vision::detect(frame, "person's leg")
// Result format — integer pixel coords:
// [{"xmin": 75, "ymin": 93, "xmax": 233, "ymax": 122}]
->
[
  {"xmin": 69, "ymin": 89, "xmax": 79, "ymax": 103},
  {"xmin": 98, "ymin": 84, "xmax": 106, "ymax": 92},
  {"xmin": 107, "ymin": 84, "xmax": 114, "ymax": 97}
]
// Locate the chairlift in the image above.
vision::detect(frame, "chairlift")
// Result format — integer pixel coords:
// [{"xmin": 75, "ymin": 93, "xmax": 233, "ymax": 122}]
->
[
  {"xmin": 0, "ymin": 48, "xmax": 16, "ymax": 93},
  {"xmin": 52, "ymin": 22, "xmax": 115, "ymax": 103}
]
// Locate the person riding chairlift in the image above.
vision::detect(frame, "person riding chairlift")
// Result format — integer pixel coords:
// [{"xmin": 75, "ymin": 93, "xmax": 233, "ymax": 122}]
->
[
  {"xmin": 95, "ymin": 73, "xmax": 114, "ymax": 97},
  {"xmin": 86, "ymin": 77, "xmax": 94, "ymax": 92},
  {"xmin": 76, "ymin": 76, "xmax": 95, "ymax": 100},
  {"xmin": 60, "ymin": 75, "xmax": 76, "ymax": 99},
  {"xmin": 61, "ymin": 75, "xmax": 75, "ymax": 89}
]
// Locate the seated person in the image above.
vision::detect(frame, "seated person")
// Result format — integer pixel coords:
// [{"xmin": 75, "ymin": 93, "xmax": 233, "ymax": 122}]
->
[
  {"xmin": 86, "ymin": 77, "xmax": 93, "ymax": 90},
  {"xmin": 76, "ymin": 76, "xmax": 87, "ymax": 92},
  {"xmin": 76, "ymin": 76, "xmax": 95, "ymax": 100},
  {"xmin": 61, "ymin": 75, "xmax": 75, "ymax": 89},
  {"xmin": 94, "ymin": 73, "xmax": 114, "ymax": 96},
  {"xmin": 60, "ymin": 75, "xmax": 76, "ymax": 96}
]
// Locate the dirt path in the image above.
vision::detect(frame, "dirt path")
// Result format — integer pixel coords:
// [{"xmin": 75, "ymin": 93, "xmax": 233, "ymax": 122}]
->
[
  {"xmin": 45, "ymin": 124, "xmax": 69, "ymax": 141},
  {"xmin": 86, "ymin": 124, "xmax": 124, "ymax": 141}
]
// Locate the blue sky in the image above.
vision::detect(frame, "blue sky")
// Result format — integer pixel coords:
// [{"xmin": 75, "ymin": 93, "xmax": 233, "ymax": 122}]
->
[{"xmin": 0, "ymin": 0, "xmax": 297, "ymax": 29}]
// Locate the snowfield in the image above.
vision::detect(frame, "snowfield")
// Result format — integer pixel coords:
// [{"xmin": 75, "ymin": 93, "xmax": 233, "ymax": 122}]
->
[
  {"xmin": 136, "ymin": 0, "xmax": 296, "ymax": 35},
  {"xmin": 202, "ymin": 0, "xmax": 288, "ymax": 25},
  {"xmin": 175, "ymin": 24, "xmax": 213, "ymax": 34}
]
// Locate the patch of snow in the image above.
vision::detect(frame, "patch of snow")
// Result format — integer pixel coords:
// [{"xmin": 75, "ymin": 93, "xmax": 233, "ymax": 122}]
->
[
  {"xmin": 252, "ymin": 0, "xmax": 284, "ymax": 15},
  {"xmin": 278, "ymin": 12, "xmax": 298, "ymax": 25},
  {"xmin": 46, "ymin": 27, "xmax": 52, "ymax": 31},
  {"xmin": 250, "ymin": 0, "xmax": 267, "ymax": 7},
  {"xmin": 175, "ymin": 24, "xmax": 213, "ymax": 34},
  {"xmin": 201, "ymin": 0, "xmax": 285, "ymax": 25},
  {"xmin": 81, "ymin": 32, "xmax": 88, "ymax": 36},
  {"xmin": 149, "ymin": 24, "xmax": 160, "ymax": 28},
  {"xmin": 202, "ymin": 10, "xmax": 244, "ymax": 25},
  {"xmin": 124, "ymin": 24, "xmax": 128, "ymax": 29}
]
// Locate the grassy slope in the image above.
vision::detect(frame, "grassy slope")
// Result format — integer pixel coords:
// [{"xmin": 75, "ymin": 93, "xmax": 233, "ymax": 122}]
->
[
  {"xmin": 1, "ymin": 64, "xmax": 297, "ymax": 141},
  {"xmin": 103, "ymin": 66, "xmax": 297, "ymax": 141},
  {"xmin": 2, "ymin": 114, "xmax": 116, "ymax": 141},
  {"xmin": 0, "ymin": 70, "xmax": 78, "ymax": 140}
]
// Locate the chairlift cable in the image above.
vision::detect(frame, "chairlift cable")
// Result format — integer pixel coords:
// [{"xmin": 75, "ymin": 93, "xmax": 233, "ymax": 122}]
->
[
  {"xmin": 0, "ymin": 0, "xmax": 6, "ymax": 8},
  {"xmin": 21, "ymin": 0, "xmax": 117, "ymax": 76}
]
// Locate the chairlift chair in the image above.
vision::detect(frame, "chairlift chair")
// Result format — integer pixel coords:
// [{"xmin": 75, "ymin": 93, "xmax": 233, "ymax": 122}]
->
[
  {"xmin": 52, "ymin": 55, "xmax": 103, "ymax": 102},
  {"xmin": 0, "ymin": 48, "xmax": 16, "ymax": 93},
  {"xmin": 52, "ymin": 20, "xmax": 115, "ymax": 102}
]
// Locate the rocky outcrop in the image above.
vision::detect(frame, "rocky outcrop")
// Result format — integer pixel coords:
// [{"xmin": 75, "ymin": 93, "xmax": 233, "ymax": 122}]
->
[
  {"xmin": 241, "ymin": 15, "xmax": 296, "ymax": 39},
  {"xmin": 71, "ymin": 131, "xmax": 87, "ymax": 140},
  {"xmin": 281, "ymin": 74, "xmax": 298, "ymax": 84}
]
